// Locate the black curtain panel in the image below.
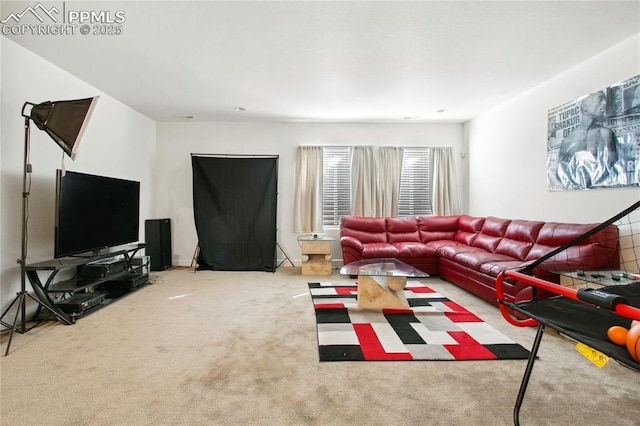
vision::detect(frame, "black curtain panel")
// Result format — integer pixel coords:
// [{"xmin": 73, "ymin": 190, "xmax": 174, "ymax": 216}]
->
[{"xmin": 191, "ymin": 155, "xmax": 278, "ymax": 271}]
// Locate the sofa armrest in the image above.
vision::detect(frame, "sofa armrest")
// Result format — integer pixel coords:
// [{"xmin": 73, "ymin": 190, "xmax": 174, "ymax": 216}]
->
[
  {"xmin": 340, "ymin": 235, "xmax": 364, "ymax": 265},
  {"xmin": 341, "ymin": 236, "xmax": 363, "ymax": 252}
]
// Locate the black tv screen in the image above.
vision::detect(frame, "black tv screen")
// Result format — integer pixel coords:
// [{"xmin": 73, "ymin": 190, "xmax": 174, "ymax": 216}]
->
[{"xmin": 55, "ymin": 170, "xmax": 140, "ymax": 258}]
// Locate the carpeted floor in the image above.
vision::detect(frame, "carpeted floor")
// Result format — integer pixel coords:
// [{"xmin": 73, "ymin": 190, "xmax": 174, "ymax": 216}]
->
[{"xmin": 1, "ymin": 267, "xmax": 638, "ymax": 425}]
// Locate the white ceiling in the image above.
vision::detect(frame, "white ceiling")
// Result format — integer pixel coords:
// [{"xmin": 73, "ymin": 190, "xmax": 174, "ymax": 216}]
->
[{"xmin": 3, "ymin": 1, "xmax": 640, "ymax": 123}]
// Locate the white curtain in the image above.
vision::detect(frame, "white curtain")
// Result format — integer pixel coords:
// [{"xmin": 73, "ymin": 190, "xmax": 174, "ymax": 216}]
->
[
  {"xmin": 431, "ymin": 147, "xmax": 461, "ymax": 216},
  {"xmin": 376, "ymin": 146, "xmax": 403, "ymax": 217},
  {"xmin": 351, "ymin": 146, "xmax": 377, "ymax": 217},
  {"xmin": 293, "ymin": 146, "xmax": 323, "ymax": 233}
]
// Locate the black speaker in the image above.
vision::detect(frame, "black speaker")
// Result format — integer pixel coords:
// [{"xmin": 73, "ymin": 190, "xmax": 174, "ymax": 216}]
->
[{"xmin": 145, "ymin": 219, "xmax": 172, "ymax": 271}]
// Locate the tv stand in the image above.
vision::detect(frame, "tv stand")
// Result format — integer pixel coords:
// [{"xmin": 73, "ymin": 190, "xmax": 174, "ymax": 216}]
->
[{"xmin": 25, "ymin": 243, "xmax": 148, "ymax": 324}]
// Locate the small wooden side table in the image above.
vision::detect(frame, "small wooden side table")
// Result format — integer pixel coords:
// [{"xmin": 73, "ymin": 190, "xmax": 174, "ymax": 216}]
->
[{"xmin": 298, "ymin": 235, "xmax": 335, "ymax": 275}]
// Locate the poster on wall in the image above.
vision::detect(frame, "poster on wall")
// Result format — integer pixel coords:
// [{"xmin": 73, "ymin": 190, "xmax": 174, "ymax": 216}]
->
[{"xmin": 547, "ymin": 74, "xmax": 640, "ymax": 191}]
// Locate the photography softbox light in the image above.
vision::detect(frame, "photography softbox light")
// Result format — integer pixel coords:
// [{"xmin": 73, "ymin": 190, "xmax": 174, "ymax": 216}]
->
[{"xmin": 24, "ymin": 97, "xmax": 99, "ymax": 160}]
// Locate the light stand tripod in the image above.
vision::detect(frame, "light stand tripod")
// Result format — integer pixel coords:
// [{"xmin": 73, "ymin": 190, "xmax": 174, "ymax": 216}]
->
[
  {"xmin": 0, "ymin": 116, "xmax": 58, "ymax": 355},
  {"xmin": 0, "ymin": 98, "xmax": 98, "ymax": 356},
  {"xmin": 276, "ymin": 242, "xmax": 294, "ymax": 269}
]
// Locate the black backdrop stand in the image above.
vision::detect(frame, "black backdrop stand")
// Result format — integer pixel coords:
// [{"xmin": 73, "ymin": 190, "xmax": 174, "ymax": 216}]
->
[
  {"xmin": 276, "ymin": 242, "xmax": 294, "ymax": 269},
  {"xmin": 191, "ymin": 241, "xmax": 294, "ymax": 271},
  {"xmin": 191, "ymin": 154, "xmax": 280, "ymax": 272}
]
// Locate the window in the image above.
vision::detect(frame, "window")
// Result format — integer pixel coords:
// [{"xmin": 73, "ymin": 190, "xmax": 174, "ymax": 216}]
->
[
  {"xmin": 321, "ymin": 146, "xmax": 432, "ymax": 226},
  {"xmin": 398, "ymin": 147, "xmax": 432, "ymax": 217},
  {"xmin": 322, "ymin": 146, "xmax": 351, "ymax": 226}
]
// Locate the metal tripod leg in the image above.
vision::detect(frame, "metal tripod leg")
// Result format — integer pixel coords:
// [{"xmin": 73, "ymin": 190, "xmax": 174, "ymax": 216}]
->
[
  {"xmin": 0, "ymin": 290, "xmax": 59, "ymax": 356},
  {"xmin": 0, "ymin": 292, "xmax": 26, "ymax": 356},
  {"xmin": 276, "ymin": 242, "xmax": 294, "ymax": 269},
  {"xmin": 514, "ymin": 323, "xmax": 545, "ymax": 426},
  {"xmin": 190, "ymin": 244, "xmax": 200, "ymax": 272}
]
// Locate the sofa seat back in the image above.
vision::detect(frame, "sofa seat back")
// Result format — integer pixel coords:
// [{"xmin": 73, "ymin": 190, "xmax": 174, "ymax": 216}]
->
[
  {"xmin": 525, "ymin": 223, "xmax": 620, "ymax": 273},
  {"xmin": 386, "ymin": 217, "xmax": 421, "ymax": 242},
  {"xmin": 418, "ymin": 215, "xmax": 460, "ymax": 242},
  {"xmin": 472, "ymin": 216, "xmax": 511, "ymax": 253},
  {"xmin": 454, "ymin": 215, "xmax": 485, "ymax": 245},
  {"xmin": 494, "ymin": 219, "xmax": 545, "ymax": 260},
  {"xmin": 340, "ymin": 216, "xmax": 387, "ymax": 243}
]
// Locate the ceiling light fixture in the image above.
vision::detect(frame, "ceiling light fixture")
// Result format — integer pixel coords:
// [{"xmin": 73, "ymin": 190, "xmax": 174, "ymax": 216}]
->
[
  {"xmin": 436, "ymin": 108, "xmax": 448, "ymax": 113},
  {"xmin": 234, "ymin": 107, "xmax": 246, "ymax": 112},
  {"xmin": 177, "ymin": 115, "xmax": 195, "ymax": 119}
]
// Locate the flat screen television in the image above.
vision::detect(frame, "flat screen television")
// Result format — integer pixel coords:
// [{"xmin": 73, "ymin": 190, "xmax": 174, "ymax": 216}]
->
[{"xmin": 55, "ymin": 170, "xmax": 140, "ymax": 258}]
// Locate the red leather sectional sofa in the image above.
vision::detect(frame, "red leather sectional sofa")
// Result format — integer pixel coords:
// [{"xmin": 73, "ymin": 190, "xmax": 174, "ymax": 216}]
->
[{"xmin": 340, "ymin": 215, "xmax": 619, "ymax": 306}]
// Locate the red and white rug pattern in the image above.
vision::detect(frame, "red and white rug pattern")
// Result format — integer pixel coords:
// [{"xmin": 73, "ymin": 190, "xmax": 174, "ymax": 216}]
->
[{"xmin": 308, "ymin": 281, "xmax": 530, "ymax": 362}]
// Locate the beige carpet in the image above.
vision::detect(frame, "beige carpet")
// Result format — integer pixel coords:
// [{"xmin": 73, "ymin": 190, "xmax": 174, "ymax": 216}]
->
[{"xmin": 1, "ymin": 267, "xmax": 637, "ymax": 425}]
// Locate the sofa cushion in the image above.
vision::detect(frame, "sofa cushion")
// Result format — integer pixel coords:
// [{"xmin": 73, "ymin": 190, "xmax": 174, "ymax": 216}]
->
[
  {"xmin": 495, "ymin": 238, "xmax": 532, "ymax": 261},
  {"xmin": 454, "ymin": 251, "xmax": 517, "ymax": 270},
  {"xmin": 437, "ymin": 244, "xmax": 487, "ymax": 261},
  {"xmin": 392, "ymin": 242, "xmax": 436, "ymax": 257},
  {"xmin": 479, "ymin": 260, "xmax": 532, "ymax": 278},
  {"xmin": 419, "ymin": 216, "xmax": 459, "ymax": 242},
  {"xmin": 494, "ymin": 220, "xmax": 545, "ymax": 260},
  {"xmin": 424, "ymin": 240, "xmax": 465, "ymax": 252},
  {"xmin": 454, "ymin": 215, "xmax": 485, "ymax": 245},
  {"xmin": 472, "ymin": 217, "xmax": 511, "ymax": 253},
  {"xmin": 387, "ymin": 217, "xmax": 420, "ymax": 243},
  {"xmin": 505, "ymin": 219, "xmax": 545, "ymax": 242},
  {"xmin": 361, "ymin": 243, "xmax": 399, "ymax": 258},
  {"xmin": 340, "ymin": 216, "xmax": 387, "ymax": 244}
]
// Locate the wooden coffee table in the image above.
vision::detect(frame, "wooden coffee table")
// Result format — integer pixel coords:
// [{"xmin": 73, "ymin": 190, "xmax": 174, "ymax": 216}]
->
[{"xmin": 340, "ymin": 258, "xmax": 429, "ymax": 309}]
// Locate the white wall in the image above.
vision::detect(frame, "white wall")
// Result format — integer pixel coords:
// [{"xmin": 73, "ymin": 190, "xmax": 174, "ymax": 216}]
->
[
  {"xmin": 0, "ymin": 39, "xmax": 156, "ymax": 320},
  {"xmin": 156, "ymin": 122, "xmax": 465, "ymax": 266},
  {"xmin": 466, "ymin": 34, "xmax": 640, "ymax": 223}
]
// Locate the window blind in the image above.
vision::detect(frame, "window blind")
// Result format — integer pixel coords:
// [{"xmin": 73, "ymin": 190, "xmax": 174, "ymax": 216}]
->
[
  {"xmin": 322, "ymin": 146, "xmax": 351, "ymax": 226},
  {"xmin": 398, "ymin": 147, "xmax": 432, "ymax": 217}
]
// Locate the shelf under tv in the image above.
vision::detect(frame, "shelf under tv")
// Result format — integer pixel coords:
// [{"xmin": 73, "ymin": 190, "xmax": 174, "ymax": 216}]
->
[
  {"xmin": 25, "ymin": 244, "xmax": 147, "ymax": 324},
  {"xmin": 47, "ymin": 267, "xmax": 143, "ymax": 293}
]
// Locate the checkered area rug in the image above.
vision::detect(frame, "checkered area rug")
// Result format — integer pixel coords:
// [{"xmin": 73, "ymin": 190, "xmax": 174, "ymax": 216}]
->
[{"xmin": 308, "ymin": 281, "xmax": 530, "ymax": 361}]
